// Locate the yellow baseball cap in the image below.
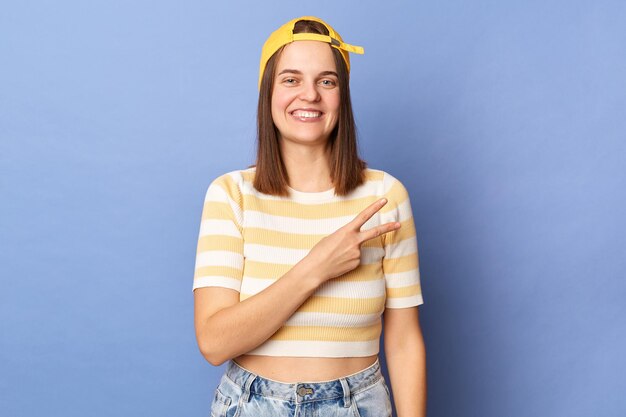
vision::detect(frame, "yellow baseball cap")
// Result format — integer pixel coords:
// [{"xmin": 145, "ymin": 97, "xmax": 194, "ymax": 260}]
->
[{"xmin": 258, "ymin": 16, "xmax": 364, "ymax": 89}]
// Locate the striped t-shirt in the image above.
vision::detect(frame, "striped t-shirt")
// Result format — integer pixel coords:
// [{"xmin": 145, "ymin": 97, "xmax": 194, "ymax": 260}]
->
[{"xmin": 192, "ymin": 167, "xmax": 423, "ymax": 357}]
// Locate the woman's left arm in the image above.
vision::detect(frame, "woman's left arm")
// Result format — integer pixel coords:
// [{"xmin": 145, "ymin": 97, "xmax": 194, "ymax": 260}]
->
[{"xmin": 383, "ymin": 306, "xmax": 427, "ymax": 417}]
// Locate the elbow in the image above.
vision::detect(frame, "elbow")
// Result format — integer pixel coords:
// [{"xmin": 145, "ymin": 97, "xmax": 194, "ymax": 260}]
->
[
  {"xmin": 203, "ymin": 351, "xmax": 226, "ymax": 367},
  {"xmin": 197, "ymin": 339, "xmax": 228, "ymax": 367},
  {"xmin": 195, "ymin": 314, "xmax": 234, "ymax": 366}
]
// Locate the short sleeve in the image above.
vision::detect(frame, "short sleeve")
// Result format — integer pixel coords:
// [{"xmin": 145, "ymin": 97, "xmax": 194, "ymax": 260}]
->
[
  {"xmin": 380, "ymin": 173, "xmax": 424, "ymax": 308},
  {"xmin": 192, "ymin": 173, "xmax": 244, "ymax": 292}
]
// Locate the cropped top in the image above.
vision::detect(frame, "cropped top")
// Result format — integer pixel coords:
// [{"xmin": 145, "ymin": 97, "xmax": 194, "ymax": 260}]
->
[{"xmin": 192, "ymin": 167, "xmax": 423, "ymax": 357}]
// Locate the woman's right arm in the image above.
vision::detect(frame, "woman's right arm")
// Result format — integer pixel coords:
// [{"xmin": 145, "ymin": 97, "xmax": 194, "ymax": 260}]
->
[
  {"xmin": 194, "ymin": 197, "xmax": 400, "ymax": 366},
  {"xmin": 194, "ymin": 256, "xmax": 323, "ymax": 366}
]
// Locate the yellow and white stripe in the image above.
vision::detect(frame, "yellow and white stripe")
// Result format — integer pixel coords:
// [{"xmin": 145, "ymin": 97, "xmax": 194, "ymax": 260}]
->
[{"xmin": 192, "ymin": 167, "xmax": 423, "ymax": 357}]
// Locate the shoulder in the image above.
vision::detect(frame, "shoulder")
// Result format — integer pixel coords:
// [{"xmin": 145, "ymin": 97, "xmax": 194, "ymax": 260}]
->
[
  {"xmin": 362, "ymin": 167, "xmax": 410, "ymax": 199},
  {"xmin": 209, "ymin": 166, "xmax": 254, "ymax": 186},
  {"xmin": 204, "ymin": 167, "xmax": 256, "ymax": 201}
]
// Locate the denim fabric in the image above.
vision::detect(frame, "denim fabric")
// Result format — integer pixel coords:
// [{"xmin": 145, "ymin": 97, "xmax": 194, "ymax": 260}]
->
[{"xmin": 210, "ymin": 358, "xmax": 392, "ymax": 417}]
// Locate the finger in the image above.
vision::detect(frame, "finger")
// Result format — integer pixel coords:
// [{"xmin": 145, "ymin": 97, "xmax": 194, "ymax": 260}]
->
[
  {"xmin": 358, "ymin": 221, "xmax": 401, "ymax": 244},
  {"xmin": 348, "ymin": 198, "xmax": 389, "ymax": 231}
]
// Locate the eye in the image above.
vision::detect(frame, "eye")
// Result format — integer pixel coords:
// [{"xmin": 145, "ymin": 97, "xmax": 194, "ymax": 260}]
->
[
  {"xmin": 320, "ymin": 79, "xmax": 337, "ymax": 87},
  {"xmin": 282, "ymin": 77, "xmax": 298, "ymax": 85}
]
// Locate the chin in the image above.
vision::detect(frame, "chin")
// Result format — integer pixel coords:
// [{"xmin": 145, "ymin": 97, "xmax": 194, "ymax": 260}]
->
[{"xmin": 284, "ymin": 131, "xmax": 331, "ymax": 144}]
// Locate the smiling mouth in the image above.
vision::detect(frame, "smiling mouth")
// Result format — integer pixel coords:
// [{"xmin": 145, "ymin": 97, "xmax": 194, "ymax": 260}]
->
[{"xmin": 290, "ymin": 110, "xmax": 323, "ymax": 120}]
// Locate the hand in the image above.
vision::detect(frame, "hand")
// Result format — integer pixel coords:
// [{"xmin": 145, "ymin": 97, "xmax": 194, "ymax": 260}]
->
[{"xmin": 304, "ymin": 198, "xmax": 401, "ymax": 283}]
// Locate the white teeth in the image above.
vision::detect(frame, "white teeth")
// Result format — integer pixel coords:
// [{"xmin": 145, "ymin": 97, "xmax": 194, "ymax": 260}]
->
[{"xmin": 292, "ymin": 110, "xmax": 321, "ymax": 118}]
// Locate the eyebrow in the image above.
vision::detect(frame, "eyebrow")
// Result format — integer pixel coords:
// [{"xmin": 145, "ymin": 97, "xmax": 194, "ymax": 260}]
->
[{"xmin": 277, "ymin": 69, "xmax": 339, "ymax": 77}]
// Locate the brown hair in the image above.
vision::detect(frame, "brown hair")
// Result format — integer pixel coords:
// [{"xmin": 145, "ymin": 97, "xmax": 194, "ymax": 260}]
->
[{"xmin": 249, "ymin": 19, "xmax": 367, "ymax": 197}]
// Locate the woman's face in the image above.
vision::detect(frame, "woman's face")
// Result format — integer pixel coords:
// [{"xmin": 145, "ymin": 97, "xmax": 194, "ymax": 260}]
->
[{"xmin": 271, "ymin": 40, "xmax": 340, "ymax": 146}]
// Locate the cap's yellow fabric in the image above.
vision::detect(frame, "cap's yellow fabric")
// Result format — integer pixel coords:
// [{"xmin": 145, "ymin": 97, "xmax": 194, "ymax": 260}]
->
[{"xmin": 258, "ymin": 16, "xmax": 364, "ymax": 89}]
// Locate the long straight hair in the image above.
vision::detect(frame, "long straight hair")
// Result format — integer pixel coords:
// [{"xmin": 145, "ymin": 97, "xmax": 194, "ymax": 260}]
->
[{"xmin": 250, "ymin": 19, "xmax": 367, "ymax": 197}]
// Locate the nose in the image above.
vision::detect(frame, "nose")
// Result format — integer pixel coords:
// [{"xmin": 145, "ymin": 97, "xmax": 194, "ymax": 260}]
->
[{"xmin": 298, "ymin": 80, "xmax": 320, "ymax": 102}]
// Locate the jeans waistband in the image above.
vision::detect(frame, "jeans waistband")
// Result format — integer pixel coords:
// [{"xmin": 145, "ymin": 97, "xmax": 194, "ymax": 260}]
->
[{"xmin": 224, "ymin": 358, "xmax": 383, "ymax": 405}]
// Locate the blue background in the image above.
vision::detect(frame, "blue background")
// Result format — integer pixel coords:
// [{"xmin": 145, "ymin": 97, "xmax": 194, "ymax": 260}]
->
[{"xmin": 1, "ymin": 1, "xmax": 625, "ymax": 416}]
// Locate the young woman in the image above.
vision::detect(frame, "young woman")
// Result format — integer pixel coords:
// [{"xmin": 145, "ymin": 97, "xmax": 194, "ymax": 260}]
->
[{"xmin": 193, "ymin": 16, "xmax": 426, "ymax": 417}]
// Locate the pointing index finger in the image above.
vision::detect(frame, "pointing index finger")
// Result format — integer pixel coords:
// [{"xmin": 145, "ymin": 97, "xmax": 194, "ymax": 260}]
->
[{"xmin": 349, "ymin": 198, "xmax": 388, "ymax": 231}]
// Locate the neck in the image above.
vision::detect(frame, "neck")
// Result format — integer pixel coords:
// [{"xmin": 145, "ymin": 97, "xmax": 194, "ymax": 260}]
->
[{"xmin": 279, "ymin": 139, "xmax": 333, "ymax": 192}]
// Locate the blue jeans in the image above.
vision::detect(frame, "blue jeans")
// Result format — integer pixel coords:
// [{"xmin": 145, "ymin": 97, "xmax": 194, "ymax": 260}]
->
[{"xmin": 210, "ymin": 357, "xmax": 393, "ymax": 417}]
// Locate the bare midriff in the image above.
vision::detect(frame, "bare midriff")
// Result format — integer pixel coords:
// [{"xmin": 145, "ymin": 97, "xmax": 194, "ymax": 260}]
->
[{"xmin": 233, "ymin": 354, "xmax": 379, "ymax": 383}]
